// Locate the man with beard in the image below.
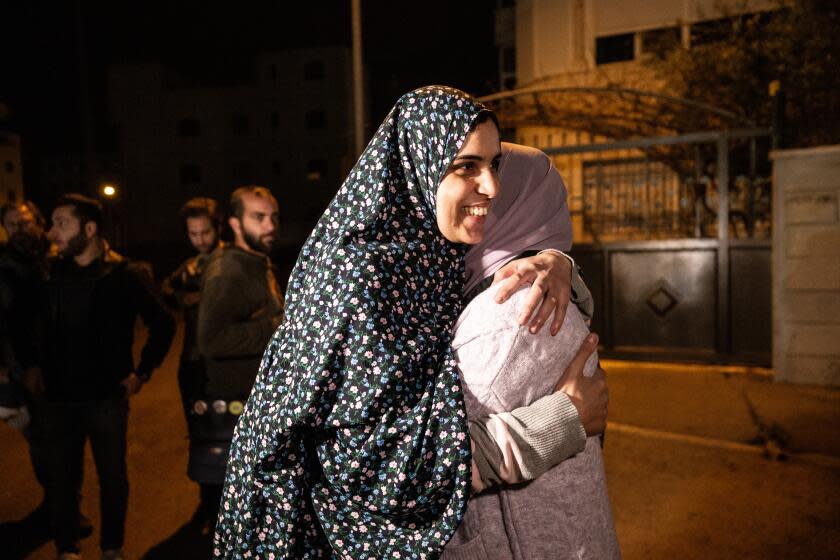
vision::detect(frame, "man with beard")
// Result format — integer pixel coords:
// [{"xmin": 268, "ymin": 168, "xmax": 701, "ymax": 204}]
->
[
  {"xmin": 194, "ymin": 186, "xmax": 284, "ymax": 527},
  {"xmin": 20, "ymin": 194, "xmax": 174, "ymax": 560},
  {"xmin": 160, "ymin": 197, "xmax": 225, "ymax": 531},
  {"xmin": 0, "ymin": 201, "xmax": 96, "ymax": 546}
]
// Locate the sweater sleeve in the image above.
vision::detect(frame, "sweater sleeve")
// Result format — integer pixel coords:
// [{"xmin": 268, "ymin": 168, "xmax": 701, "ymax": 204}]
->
[
  {"xmin": 468, "ymin": 391, "xmax": 586, "ymax": 493},
  {"xmin": 197, "ymin": 258, "xmax": 279, "ymax": 359}
]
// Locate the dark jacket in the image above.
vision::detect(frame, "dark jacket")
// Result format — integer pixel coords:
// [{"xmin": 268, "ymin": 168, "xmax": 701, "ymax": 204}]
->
[
  {"xmin": 162, "ymin": 246, "xmax": 221, "ymax": 367},
  {"xmin": 23, "ymin": 247, "xmax": 175, "ymax": 402},
  {"xmin": 0, "ymin": 236, "xmax": 49, "ymax": 370},
  {"xmin": 197, "ymin": 245, "xmax": 283, "ymax": 398}
]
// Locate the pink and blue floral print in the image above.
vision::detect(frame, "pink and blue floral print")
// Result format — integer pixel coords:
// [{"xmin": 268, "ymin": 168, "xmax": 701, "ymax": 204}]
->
[{"xmin": 214, "ymin": 86, "xmax": 493, "ymax": 559}]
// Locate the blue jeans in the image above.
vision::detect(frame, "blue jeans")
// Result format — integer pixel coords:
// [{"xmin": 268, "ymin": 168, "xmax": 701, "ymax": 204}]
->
[{"xmin": 46, "ymin": 397, "xmax": 129, "ymax": 553}]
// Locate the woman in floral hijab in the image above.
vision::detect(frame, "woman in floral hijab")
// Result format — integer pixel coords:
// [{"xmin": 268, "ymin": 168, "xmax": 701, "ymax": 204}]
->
[{"xmin": 214, "ymin": 86, "xmax": 500, "ymax": 559}]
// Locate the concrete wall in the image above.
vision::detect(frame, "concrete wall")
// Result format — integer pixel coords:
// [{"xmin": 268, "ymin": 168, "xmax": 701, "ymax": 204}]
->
[{"xmin": 772, "ymin": 145, "xmax": 840, "ymax": 386}]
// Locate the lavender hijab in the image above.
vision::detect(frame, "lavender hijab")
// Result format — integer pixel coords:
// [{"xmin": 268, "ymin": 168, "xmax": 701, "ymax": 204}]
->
[{"xmin": 464, "ymin": 142, "xmax": 572, "ymax": 293}]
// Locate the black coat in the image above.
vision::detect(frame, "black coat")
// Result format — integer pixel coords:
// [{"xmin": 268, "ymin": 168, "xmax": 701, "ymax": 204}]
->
[{"xmin": 23, "ymin": 248, "xmax": 175, "ymax": 402}]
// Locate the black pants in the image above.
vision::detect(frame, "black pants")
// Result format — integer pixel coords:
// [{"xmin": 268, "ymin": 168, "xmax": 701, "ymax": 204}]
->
[{"xmin": 45, "ymin": 397, "xmax": 129, "ymax": 553}]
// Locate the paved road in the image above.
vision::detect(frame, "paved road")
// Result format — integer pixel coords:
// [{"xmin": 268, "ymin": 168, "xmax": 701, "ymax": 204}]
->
[{"xmin": 1, "ymin": 326, "xmax": 838, "ymax": 559}]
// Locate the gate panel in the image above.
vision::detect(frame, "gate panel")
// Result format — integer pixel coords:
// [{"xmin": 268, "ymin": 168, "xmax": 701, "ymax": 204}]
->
[
  {"xmin": 610, "ymin": 249, "xmax": 717, "ymax": 352},
  {"xmin": 730, "ymin": 244, "xmax": 772, "ymax": 361}
]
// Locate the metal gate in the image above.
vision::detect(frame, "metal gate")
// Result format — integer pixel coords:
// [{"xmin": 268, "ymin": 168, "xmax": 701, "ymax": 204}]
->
[{"xmin": 544, "ymin": 128, "xmax": 773, "ymax": 365}]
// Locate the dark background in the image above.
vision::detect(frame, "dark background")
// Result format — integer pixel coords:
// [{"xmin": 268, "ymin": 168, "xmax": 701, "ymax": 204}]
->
[{"xmin": 2, "ymin": 0, "xmax": 499, "ymax": 168}]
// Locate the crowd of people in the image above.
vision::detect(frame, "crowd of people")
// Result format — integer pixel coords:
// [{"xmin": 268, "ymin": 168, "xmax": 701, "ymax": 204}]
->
[
  {"xmin": 1, "ymin": 85, "xmax": 616, "ymax": 560},
  {"xmin": 0, "ymin": 186, "xmax": 285, "ymax": 560}
]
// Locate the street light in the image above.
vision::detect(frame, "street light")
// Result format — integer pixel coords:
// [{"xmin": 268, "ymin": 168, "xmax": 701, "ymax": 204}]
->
[{"xmin": 101, "ymin": 183, "xmax": 117, "ymax": 198}]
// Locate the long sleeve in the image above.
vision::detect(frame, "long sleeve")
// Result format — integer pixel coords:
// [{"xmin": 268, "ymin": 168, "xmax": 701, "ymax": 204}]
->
[
  {"xmin": 128, "ymin": 264, "xmax": 176, "ymax": 379},
  {"xmin": 197, "ymin": 258, "xmax": 279, "ymax": 359},
  {"xmin": 468, "ymin": 391, "xmax": 586, "ymax": 493}
]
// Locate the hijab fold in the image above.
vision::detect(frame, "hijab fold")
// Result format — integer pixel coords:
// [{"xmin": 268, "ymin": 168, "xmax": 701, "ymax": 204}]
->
[
  {"xmin": 464, "ymin": 142, "xmax": 572, "ymax": 294},
  {"xmin": 214, "ymin": 87, "xmax": 489, "ymax": 559}
]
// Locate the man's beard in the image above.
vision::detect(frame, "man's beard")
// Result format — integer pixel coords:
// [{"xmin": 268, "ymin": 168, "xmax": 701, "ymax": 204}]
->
[
  {"xmin": 60, "ymin": 230, "xmax": 90, "ymax": 258},
  {"xmin": 243, "ymin": 228, "xmax": 273, "ymax": 255}
]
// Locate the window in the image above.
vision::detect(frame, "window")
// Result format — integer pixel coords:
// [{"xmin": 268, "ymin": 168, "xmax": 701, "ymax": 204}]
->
[
  {"xmin": 270, "ymin": 112, "xmax": 280, "ymax": 129},
  {"xmin": 272, "ymin": 160, "xmax": 282, "ymax": 175},
  {"xmin": 266, "ymin": 63, "xmax": 278, "ymax": 80},
  {"xmin": 306, "ymin": 159, "xmax": 327, "ymax": 182},
  {"xmin": 4, "ymin": 161, "xmax": 13, "ymax": 174},
  {"xmin": 642, "ymin": 27, "xmax": 681, "ymax": 58},
  {"xmin": 303, "ymin": 60, "xmax": 325, "ymax": 81},
  {"xmin": 180, "ymin": 164, "xmax": 201, "ymax": 185},
  {"xmin": 232, "ymin": 115, "xmax": 250, "ymax": 135},
  {"xmin": 177, "ymin": 118, "xmax": 201, "ymax": 138},
  {"xmin": 305, "ymin": 109, "xmax": 326, "ymax": 130},
  {"xmin": 596, "ymin": 33, "xmax": 634, "ymax": 65}
]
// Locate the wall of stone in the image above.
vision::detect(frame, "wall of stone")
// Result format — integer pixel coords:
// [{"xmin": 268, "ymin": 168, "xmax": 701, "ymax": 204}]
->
[{"xmin": 772, "ymin": 145, "xmax": 840, "ymax": 386}]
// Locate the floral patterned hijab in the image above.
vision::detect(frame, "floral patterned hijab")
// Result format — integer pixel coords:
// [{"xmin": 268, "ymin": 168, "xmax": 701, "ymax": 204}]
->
[{"xmin": 214, "ymin": 86, "xmax": 492, "ymax": 559}]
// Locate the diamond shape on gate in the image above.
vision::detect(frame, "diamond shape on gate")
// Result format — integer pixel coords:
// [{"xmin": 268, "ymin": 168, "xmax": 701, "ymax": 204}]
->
[{"xmin": 646, "ymin": 284, "xmax": 678, "ymax": 317}]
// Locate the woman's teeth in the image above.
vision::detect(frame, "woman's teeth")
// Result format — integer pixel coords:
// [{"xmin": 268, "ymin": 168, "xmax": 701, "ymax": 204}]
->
[{"xmin": 463, "ymin": 206, "xmax": 488, "ymax": 216}]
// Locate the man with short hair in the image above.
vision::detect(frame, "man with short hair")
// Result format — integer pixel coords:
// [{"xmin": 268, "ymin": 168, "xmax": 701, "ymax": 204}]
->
[
  {"xmin": 21, "ymin": 194, "xmax": 175, "ymax": 560},
  {"xmin": 195, "ymin": 186, "xmax": 284, "ymax": 523},
  {"xmin": 161, "ymin": 197, "xmax": 224, "ymax": 528}
]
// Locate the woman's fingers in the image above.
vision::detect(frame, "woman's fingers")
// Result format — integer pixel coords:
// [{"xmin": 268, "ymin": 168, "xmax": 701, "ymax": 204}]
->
[
  {"xmin": 492, "ymin": 260, "xmax": 534, "ymax": 303},
  {"xmin": 492, "ymin": 252, "xmax": 573, "ymax": 335}
]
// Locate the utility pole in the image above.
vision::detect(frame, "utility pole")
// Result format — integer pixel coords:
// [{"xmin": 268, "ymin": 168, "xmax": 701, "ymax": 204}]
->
[{"xmin": 352, "ymin": 0, "xmax": 365, "ymax": 156}]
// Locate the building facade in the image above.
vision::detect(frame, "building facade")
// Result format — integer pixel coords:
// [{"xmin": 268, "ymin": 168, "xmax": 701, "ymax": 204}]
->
[
  {"xmin": 493, "ymin": 0, "xmax": 776, "ymax": 243},
  {"xmin": 107, "ymin": 46, "xmax": 354, "ymax": 250}
]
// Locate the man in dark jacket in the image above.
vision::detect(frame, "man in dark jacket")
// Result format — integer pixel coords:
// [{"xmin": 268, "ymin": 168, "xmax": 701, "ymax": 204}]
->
[
  {"xmin": 161, "ymin": 197, "xmax": 224, "ymax": 528},
  {"xmin": 194, "ymin": 186, "xmax": 284, "ymax": 525},
  {"xmin": 22, "ymin": 194, "xmax": 175, "ymax": 560}
]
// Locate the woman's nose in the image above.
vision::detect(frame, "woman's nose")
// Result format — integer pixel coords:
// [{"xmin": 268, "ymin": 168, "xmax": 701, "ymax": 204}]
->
[{"xmin": 477, "ymin": 169, "xmax": 500, "ymax": 199}]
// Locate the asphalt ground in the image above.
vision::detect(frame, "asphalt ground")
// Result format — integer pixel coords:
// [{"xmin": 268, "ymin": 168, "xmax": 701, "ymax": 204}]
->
[{"xmin": 1, "ymin": 324, "xmax": 838, "ymax": 559}]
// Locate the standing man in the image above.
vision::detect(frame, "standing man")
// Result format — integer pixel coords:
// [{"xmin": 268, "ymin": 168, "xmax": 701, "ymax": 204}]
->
[
  {"xmin": 21, "ymin": 194, "xmax": 175, "ymax": 560},
  {"xmin": 195, "ymin": 186, "xmax": 284, "ymax": 525},
  {"xmin": 161, "ymin": 197, "xmax": 224, "ymax": 530},
  {"xmin": 0, "ymin": 201, "xmax": 62, "ymax": 530}
]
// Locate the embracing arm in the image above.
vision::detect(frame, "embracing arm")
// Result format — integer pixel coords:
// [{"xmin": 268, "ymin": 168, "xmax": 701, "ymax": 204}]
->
[
  {"xmin": 468, "ymin": 333, "xmax": 607, "ymax": 493},
  {"xmin": 492, "ymin": 250, "xmax": 594, "ymax": 333}
]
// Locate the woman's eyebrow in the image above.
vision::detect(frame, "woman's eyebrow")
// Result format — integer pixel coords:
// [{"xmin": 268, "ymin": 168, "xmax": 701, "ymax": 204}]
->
[{"xmin": 453, "ymin": 151, "xmax": 502, "ymax": 162}]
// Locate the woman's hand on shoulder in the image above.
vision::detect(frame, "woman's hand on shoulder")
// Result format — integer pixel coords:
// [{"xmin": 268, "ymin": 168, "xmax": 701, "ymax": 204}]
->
[{"xmin": 491, "ymin": 251, "xmax": 572, "ymax": 335}]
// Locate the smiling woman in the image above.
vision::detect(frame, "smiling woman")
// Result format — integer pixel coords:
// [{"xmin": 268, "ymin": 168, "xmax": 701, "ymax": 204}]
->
[
  {"xmin": 435, "ymin": 116, "xmax": 501, "ymax": 245},
  {"xmin": 213, "ymin": 86, "xmax": 492, "ymax": 559}
]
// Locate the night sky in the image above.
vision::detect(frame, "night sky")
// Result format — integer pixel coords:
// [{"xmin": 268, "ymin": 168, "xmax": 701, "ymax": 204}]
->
[{"xmin": 2, "ymin": 0, "xmax": 499, "ymax": 164}]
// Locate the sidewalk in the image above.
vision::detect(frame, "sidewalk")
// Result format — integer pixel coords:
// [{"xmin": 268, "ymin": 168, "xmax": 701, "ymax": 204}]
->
[
  {"xmin": 601, "ymin": 360, "xmax": 840, "ymax": 559},
  {"xmin": 603, "ymin": 359, "xmax": 840, "ymax": 459}
]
